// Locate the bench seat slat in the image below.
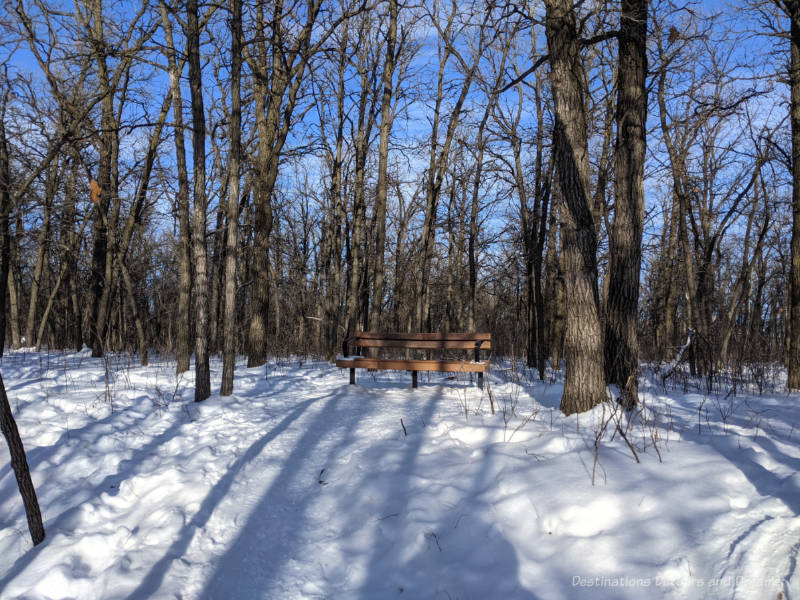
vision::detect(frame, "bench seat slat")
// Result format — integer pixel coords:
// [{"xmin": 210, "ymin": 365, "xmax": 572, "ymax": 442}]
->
[
  {"xmin": 336, "ymin": 357, "xmax": 488, "ymax": 373},
  {"xmin": 350, "ymin": 332, "xmax": 491, "ymax": 342},
  {"xmin": 348, "ymin": 339, "xmax": 492, "ymax": 350}
]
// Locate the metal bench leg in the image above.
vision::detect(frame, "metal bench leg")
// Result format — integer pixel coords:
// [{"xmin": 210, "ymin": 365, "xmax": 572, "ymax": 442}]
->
[
  {"xmin": 350, "ymin": 368, "xmax": 355, "ymax": 385},
  {"xmin": 412, "ymin": 370, "xmax": 418, "ymax": 388},
  {"xmin": 478, "ymin": 372, "xmax": 484, "ymax": 389}
]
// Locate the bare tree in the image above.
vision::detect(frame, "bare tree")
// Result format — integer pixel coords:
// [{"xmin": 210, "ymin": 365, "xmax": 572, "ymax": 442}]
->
[
  {"xmin": 158, "ymin": 0, "xmax": 194, "ymax": 374},
  {"xmin": 544, "ymin": 0, "xmax": 606, "ymax": 414},
  {"xmin": 774, "ymin": 0, "xmax": 800, "ymax": 389},
  {"xmin": 221, "ymin": 0, "xmax": 243, "ymax": 396},
  {"xmin": 604, "ymin": 0, "xmax": 647, "ymax": 406},
  {"xmin": 415, "ymin": 0, "xmax": 493, "ymax": 331},
  {"xmin": 186, "ymin": 0, "xmax": 211, "ymax": 401},
  {"xmin": 369, "ymin": 0, "xmax": 399, "ymax": 332},
  {"xmin": 243, "ymin": 0, "xmax": 351, "ymax": 366}
]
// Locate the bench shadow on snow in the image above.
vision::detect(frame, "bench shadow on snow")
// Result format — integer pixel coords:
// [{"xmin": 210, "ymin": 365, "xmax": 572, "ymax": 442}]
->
[{"xmin": 351, "ymin": 391, "xmax": 536, "ymax": 599}]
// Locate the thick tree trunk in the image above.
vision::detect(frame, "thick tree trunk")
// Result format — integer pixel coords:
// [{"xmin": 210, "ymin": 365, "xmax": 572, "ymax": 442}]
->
[
  {"xmin": 604, "ymin": 0, "xmax": 647, "ymax": 407},
  {"xmin": 247, "ymin": 157, "xmax": 273, "ymax": 368},
  {"xmin": 221, "ymin": 0, "xmax": 242, "ymax": 396},
  {"xmin": 545, "ymin": 0, "xmax": 607, "ymax": 414},
  {"xmin": 243, "ymin": 0, "xmax": 325, "ymax": 363},
  {"xmin": 186, "ymin": 0, "xmax": 210, "ymax": 402},
  {"xmin": 246, "ymin": 10, "xmax": 280, "ymax": 368},
  {"xmin": 0, "ymin": 372, "xmax": 45, "ymax": 545},
  {"xmin": 788, "ymin": 0, "xmax": 800, "ymax": 389}
]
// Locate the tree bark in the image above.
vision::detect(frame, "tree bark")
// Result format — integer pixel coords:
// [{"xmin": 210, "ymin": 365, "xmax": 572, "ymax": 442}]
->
[
  {"xmin": 545, "ymin": 0, "xmax": 607, "ymax": 414},
  {"xmin": 221, "ymin": 0, "xmax": 242, "ymax": 396},
  {"xmin": 119, "ymin": 261, "xmax": 148, "ymax": 365},
  {"xmin": 186, "ymin": 0, "xmax": 210, "ymax": 401},
  {"xmin": 0, "ymin": 372, "xmax": 45, "ymax": 545},
  {"xmin": 0, "ymin": 91, "xmax": 12, "ymax": 355},
  {"xmin": 604, "ymin": 0, "xmax": 647, "ymax": 407},
  {"xmin": 785, "ymin": 0, "xmax": 800, "ymax": 389}
]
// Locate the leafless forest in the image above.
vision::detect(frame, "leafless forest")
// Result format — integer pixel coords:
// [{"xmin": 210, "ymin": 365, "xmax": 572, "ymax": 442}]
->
[{"xmin": 1, "ymin": 0, "xmax": 799, "ymax": 413}]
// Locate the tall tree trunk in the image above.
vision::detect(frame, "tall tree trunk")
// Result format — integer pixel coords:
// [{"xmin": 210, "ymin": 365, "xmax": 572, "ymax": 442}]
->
[
  {"xmin": 369, "ymin": 0, "xmax": 398, "ymax": 332},
  {"xmin": 247, "ymin": 77, "xmax": 275, "ymax": 367},
  {"xmin": 345, "ymin": 36, "xmax": 375, "ymax": 336},
  {"xmin": 159, "ymin": 0, "xmax": 193, "ymax": 374},
  {"xmin": 208, "ymin": 166, "xmax": 226, "ymax": 355},
  {"xmin": 243, "ymin": 0, "xmax": 331, "ymax": 362},
  {"xmin": 0, "ymin": 372, "xmax": 44, "ymax": 545},
  {"xmin": 467, "ymin": 88, "xmax": 501, "ymax": 332},
  {"xmin": 87, "ymin": 0, "xmax": 117, "ymax": 358},
  {"xmin": 221, "ymin": 0, "xmax": 242, "ymax": 396},
  {"xmin": 62, "ymin": 157, "xmax": 83, "ymax": 351},
  {"xmin": 0, "ymin": 94, "xmax": 12, "ymax": 355},
  {"xmin": 604, "ymin": 0, "xmax": 647, "ymax": 407},
  {"xmin": 186, "ymin": 0, "xmax": 210, "ymax": 401},
  {"xmin": 322, "ymin": 32, "xmax": 347, "ymax": 358},
  {"xmin": 545, "ymin": 0, "xmax": 606, "ymax": 414},
  {"xmin": 786, "ymin": 0, "xmax": 800, "ymax": 389}
]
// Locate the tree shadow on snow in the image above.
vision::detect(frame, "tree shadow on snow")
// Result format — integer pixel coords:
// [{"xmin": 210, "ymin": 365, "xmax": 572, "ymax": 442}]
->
[
  {"xmin": 0, "ymin": 394, "xmax": 193, "ymax": 593},
  {"xmin": 194, "ymin": 381, "xmax": 382, "ymax": 599},
  {"xmin": 129, "ymin": 388, "xmax": 323, "ymax": 599}
]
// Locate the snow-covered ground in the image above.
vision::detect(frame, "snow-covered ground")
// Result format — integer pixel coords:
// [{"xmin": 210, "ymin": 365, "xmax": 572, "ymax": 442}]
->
[{"xmin": 0, "ymin": 349, "xmax": 798, "ymax": 599}]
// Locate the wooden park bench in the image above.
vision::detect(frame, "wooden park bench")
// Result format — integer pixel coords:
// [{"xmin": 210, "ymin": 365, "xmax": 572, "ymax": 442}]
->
[{"xmin": 335, "ymin": 332, "xmax": 491, "ymax": 389}]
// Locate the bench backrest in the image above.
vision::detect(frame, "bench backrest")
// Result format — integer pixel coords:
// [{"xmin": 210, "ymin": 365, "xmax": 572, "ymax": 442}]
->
[{"xmin": 346, "ymin": 331, "xmax": 491, "ymax": 351}]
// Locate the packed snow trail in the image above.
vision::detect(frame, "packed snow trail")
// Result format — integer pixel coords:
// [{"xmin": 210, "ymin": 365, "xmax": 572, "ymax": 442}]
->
[{"xmin": 0, "ymin": 350, "xmax": 798, "ymax": 599}]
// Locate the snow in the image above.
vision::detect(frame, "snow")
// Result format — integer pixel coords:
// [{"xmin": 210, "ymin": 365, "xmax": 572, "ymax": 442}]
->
[{"xmin": 0, "ymin": 350, "xmax": 798, "ymax": 599}]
